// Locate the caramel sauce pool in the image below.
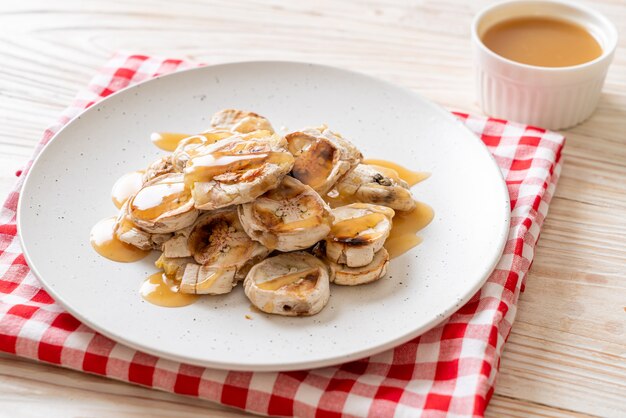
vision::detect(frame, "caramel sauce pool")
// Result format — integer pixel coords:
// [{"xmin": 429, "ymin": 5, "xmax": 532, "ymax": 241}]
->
[
  {"xmin": 482, "ymin": 17, "xmax": 602, "ymax": 67},
  {"xmin": 385, "ymin": 201, "xmax": 434, "ymax": 258},
  {"xmin": 140, "ymin": 272, "xmax": 198, "ymax": 307},
  {"xmin": 111, "ymin": 171, "xmax": 144, "ymax": 209},
  {"xmin": 90, "ymin": 217, "xmax": 150, "ymax": 262}
]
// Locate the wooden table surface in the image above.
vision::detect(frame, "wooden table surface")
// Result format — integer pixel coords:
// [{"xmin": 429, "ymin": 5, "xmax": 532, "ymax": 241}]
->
[{"xmin": 1, "ymin": 1, "xmax": 625, "ymax": 416}]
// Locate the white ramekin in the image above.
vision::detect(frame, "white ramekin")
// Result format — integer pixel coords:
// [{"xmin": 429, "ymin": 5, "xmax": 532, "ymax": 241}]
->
[{"xmin": 472, "ymin": 0, "xmax": 618, "ymax": 130}]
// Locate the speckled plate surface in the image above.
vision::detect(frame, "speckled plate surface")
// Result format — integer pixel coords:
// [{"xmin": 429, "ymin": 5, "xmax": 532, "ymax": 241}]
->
[{"xmin": 18, "ymin": 62, "xmax": 510, "ymax": 371}]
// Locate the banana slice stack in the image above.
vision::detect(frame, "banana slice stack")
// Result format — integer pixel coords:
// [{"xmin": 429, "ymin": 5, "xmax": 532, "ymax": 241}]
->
[
  {"xmin": 324, "ymin": 203, "xmax": 394, "ymax": 286},
  {"xmin": 102, "ymin": 108, "xmax": 423, "ymax": 316}
]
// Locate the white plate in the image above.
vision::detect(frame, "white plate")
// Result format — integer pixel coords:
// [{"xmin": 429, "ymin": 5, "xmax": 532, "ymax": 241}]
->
[{"xmin": 18, "ymin": 62, "xmax": 510, "ymax": 371}]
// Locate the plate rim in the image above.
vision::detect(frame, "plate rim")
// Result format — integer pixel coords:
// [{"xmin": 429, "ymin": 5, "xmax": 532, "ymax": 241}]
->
[{"xmin": 17, "ymin": 60, "xmax": 511, "ymax": 371}]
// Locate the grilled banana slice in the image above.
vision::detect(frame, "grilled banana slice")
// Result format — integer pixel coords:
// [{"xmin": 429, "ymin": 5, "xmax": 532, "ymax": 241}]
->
[
  {"xmin": 210, "ymin": 109, "xmax": 274, "ymax": 133},
  {"xmin": 171, "ymin": 130, "xmax": 234, "ymax": 172},
  {"xmin": 126, "ymin": 173, "xmax": 199, "ymax": 234},
  {"xmin": 286, "ymin": 125, "xmax": 362, "ymax": 195},
  {"xmin": 114, "ymin": 201, "xmax": 171, "ymax": 250},
  {"xmin": 161, "ymin": 225, "xmax": 193, "ymax": 258},
  {"xmin": 143, "ymin": 156, "xmax": 177, "ymax": 183},
  {"xmin": 180, "ymin": 264, "xmax": 239, "ymax": 295},
  {"xmin": 184, "ymin": 132, "xmax": 294, "ymax": 210},
  {"xmin": 334, "ymin": 164, "xmax": 416, "ymax": 211},
  {"xmin": 178, "ymin": 209, "xmax": 270, "ymax": 295},
  {"xmin": 244, "ymin": 252, "xmax": 330, "ymax": 316},
  {"xmin": 325, "ymin": 203, "xmax": 395, "ymax": 267},
  {"xmin": 238, "ymin": 176, "xmax": 334, "ymax": 251},
  {"xmin": 327, "ymin": 248, "xmax": 389, "ymax": 285}
]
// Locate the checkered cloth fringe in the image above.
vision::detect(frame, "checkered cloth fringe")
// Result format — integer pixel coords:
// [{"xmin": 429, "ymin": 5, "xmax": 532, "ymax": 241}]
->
[{"xmin": 0, "ymin": 54, "xmax": 564, "ymax": 418}]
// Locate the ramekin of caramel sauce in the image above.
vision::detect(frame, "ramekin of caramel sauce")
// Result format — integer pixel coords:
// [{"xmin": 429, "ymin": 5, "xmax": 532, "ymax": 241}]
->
[{"xmin": 472, "ymin": 1, "xmax": 617, "ymax": 130}]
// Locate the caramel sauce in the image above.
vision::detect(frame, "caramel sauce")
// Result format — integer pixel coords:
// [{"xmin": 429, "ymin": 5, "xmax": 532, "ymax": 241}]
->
[
  {"xmin": 331, "ymin": 212, "xmax": 386, "ymax": 240},
  {"xmin": 385, "ymin": 201, "xmax": 434, "ymax": 258},
  {"xmin": 257, "ymin": 267, "xmax": 319, "ymax": 291},
  {"xmin": 185, "ymin": 142, "xmax": 293, "ymax": 187},
  {"xmin": 254, "ymin": 206, "xmax": 322, "ymax": 234},
  {"xmin": 115, "ymin": 215, "xmax": 137, "ymax": 235},
  {"xmin": 151, "ymin": 131, "xmax": 234, "ymax": 152},
  {"xmin": 323, "ymin": 190, "xmax": 358, "ymax": 209},
  {"xmin": 151, "ymin": 132, "xmax": 194, "ymax": 151},
  {"xmin": 363, "ymin": 159, "xmax": 430, "ymax": 187},
  {"xmin": 482, "ymin": 17, "xmax": 602, "ymax": 67},
  {"xmin": 111, "ymin": 171, "xmax": 144, "ymax": 209},
  {"xmin": 130, "ymin": 180, "xmax": 190, "ymax": 221},
  {"xmin": 140, "ymin": 271, "xmax": 198, "ymax": 307},
  {"xmin": 273, "ymin": 216, "xmax": 322, "ymax": 232},
  {"xmin": 90, "ymin": 217, "xmax": 150, "ymax": 262},
  {"xmin": 194, "ymin": 267, "xmax": 222, "ymax": 293}
]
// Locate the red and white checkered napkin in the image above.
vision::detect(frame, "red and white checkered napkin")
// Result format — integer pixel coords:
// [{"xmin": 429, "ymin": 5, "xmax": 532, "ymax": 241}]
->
[{"xmin": 0, "ymin": 54, "xmax": 564, "ymax": 417}]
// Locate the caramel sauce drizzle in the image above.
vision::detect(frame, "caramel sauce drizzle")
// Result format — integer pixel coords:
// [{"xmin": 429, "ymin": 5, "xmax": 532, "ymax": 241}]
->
[
  {"xmin": 194, "ymin": 267, "xmax": 223, "ymax": 293},
  {"xmin": 272, "ymin": 216, "xmax": 322, "ymax": 232},
  {"xmin": 184, "ymin": 140, "xmax": 293, "ymax": 186},
  {"xmin": 257, "ymin": 267, "xmax": 319, "ymax": 291},
  {"xmin": 151, "ymin": 131, "xmax": 233, "ymax": 152},
  {"xmin": 331, "ymin": 212, "xmax": 386, "ymax": 241},
  {"xmin": 130, "ymin": 181, "xmax": 190, "ymax": 221}
]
